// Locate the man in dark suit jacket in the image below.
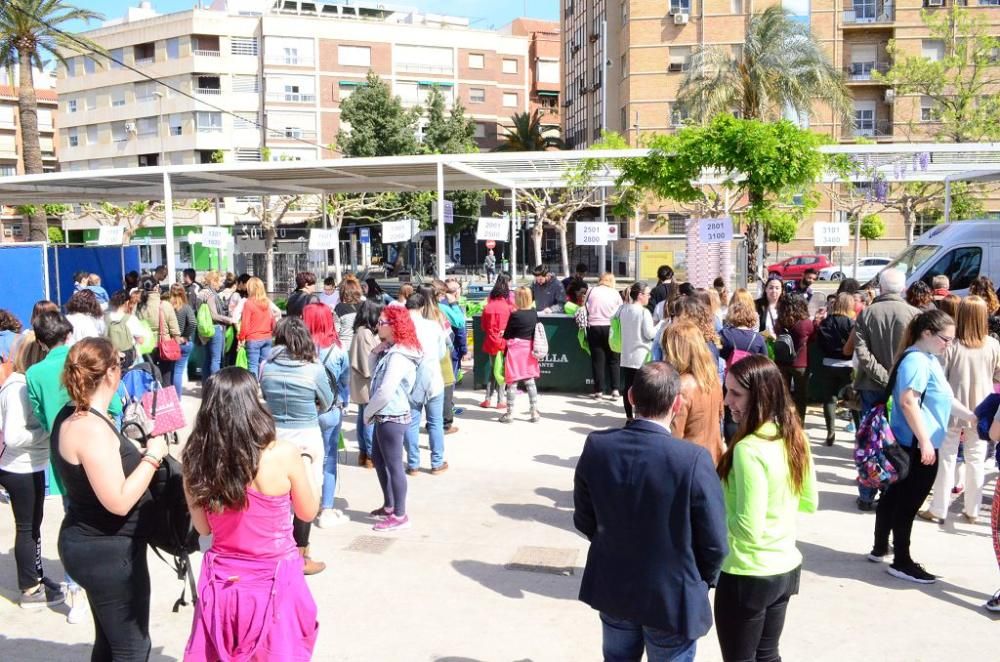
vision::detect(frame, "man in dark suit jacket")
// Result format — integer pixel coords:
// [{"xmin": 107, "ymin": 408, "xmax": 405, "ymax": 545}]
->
[{"xmin": 574, "ymin": 361, "xmax": 728, "ymax": 661}]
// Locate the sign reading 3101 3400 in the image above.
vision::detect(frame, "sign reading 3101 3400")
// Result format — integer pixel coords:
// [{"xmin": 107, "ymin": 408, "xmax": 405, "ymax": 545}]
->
[{"xmin": 698, "ymin": 217, "xmax": 733, "ymax": 244}]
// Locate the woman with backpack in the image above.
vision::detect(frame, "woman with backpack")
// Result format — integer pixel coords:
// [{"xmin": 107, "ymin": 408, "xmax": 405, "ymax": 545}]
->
[
  {"xmin": 137, "ymin": 278, "xmax": 181, "ymax": 388},
  {"xmin": 616, "ymin": 282, "xmax": 655, "ymax": 421},
  {"xmin": 716, "ymin": 355, "xmax": 817, "ymax": 661},
  {"xmin": 499, "ymin": 287, "xmax": 542, "ymax": 424},
  {"xmin": 168, "ymin": 284, "xmax": 195, "ymax": 398},
  {"xmin": 303, "ymin": 302, "xmax": 350, "ymax": 529},
  {"xmin": 661, "ymin": 321, "xmax": 725, "ymax": 464},
  {"xmin": 480, "ymin": 276, "xmax": 513, "ymax": 410},
  {"xmin": 365, "ymin": 306, "xmax": 423, "ymax": 532},
  {"xmin": 259, "ymin": 317, "xmax": 334, "ymax": 575},
  {"xmin": 196, "ymin": 271, "xmax": 233, "ymax": 381},
  {"xmin": 920, "ymin": 296, "xmax": 1000, "ymax": 526},
  {"xmin": 350, "ymin": 300, "xmax": 383, "ymax": 469},
  {"xmin": 870, "ymin": 309, "xmax": 977, "ymax": 584},
  {"xmin": 51, "ymin": 337, "xmax": 168, "ymax": 659},
  {"xmin": 816, "ymin": 293, "xmax": 858, "ymax": 446},
  {"xmin": 237, "ymin": 277, "xmax": 276, "ymax": 380},
  {"xmin": 720, "ymin": 290, "xmax": 767, "ymax": 367},
  {"xmin": 182, "ymin": 368, "xmax": 319, "ymax": 660},
  {"xmin": 104, "ymin": 290, "xmax": 147, "ymax": 372},
  {"xmin": 774, "ymin": 292, "xmax": 814, "ymax": 422}
]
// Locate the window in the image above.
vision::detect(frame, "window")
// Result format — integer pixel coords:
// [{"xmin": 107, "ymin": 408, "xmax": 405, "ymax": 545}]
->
[
  {"xmin": 669, "ymin": 46, "xmax": 691, "ymax": 72},
  {"xmin": 0, "ymin": 106, "xmax": 12, "ymax": 127},
  {"xmin": 67, "ymin": 99, "xmax": 77, "ymax": 113},
  {"xmin": 166, "ymin": 38, "xmax": 179, "ymax": 59},
  {"xmin": 284, "ymin": 47, "xmax": 299, "ymax": 65},
  {"xmin": 922, "ymin": 247, "xmax": 982, "ymax": 290},
  {"xmin": 469, "ymin": 87, "xmax": 486, "ymax": 103},
  {"xmin": 233, "ymin": 112, "xmax": 257, "ymax": 130},
  {"xmin": 502, "ymin": 58, "xmax": 518, "ymax": 74},
  {"xmin": 87, "ymin": 125, "xmax": 98, "ymax": 144},
  {"xmin": 66, "ymin": 57, "xmax": 76, "ymax": 77},
  {"xmin": 473, "ymin": 122, "xmax": 486, "ymax": 138},
  {"xmin": 468, "ymin": 53, "xmax": 485, "ymax": 69},
  {"xmin": 87, "ymin": 93, "xmax": 98, "ymax": 111},
  {"xmin": 135, "ymin": 81, "xmax": 156, "ymax": 102},
  {"xmin": 731, "ymin": 0, "xmax": 742, "ymax": 12},
  {"xmin": 670, "ymin": 104, "xmax": 690, "ymax": 126},
  {"xmin": 111, "ymin": 121, "xmax": 128, "ymax": 143},
  {"xmin": 980, "ymin": 0, "xmax": 1000, "ymax": 5},
  {"xmin": 134, "ymin": 42, "xmax": 155, "ymax": 63},
  {"xmin": 537, "ymin": 59, "xmax": 559, "ymax": 84},
  {"xmin": 921, "ymin": 96, "xmax": 941, "ymax": 121},
  {"xmin": 922, "ymin": 39, "xmax": 944, "ymax": 62},
  {"xmin": 110, "ymin": 48, "xmax": 123, "ymax": 69},
  {"xmin": 68, "ymin": 127, "xmax": 79, "ymax": 147},
  {"xmin": 37, "ymin": 109, "xmax": 53, "ymax": 129},
  {"xmin": 137, "ymin": 116, "xmax": 158, "ymax": 137},
  {"xmin": 338, "ymin": 45, "xmax": 371, "ymax": 67},
  {"xmin": 671, "ymin": 0, "xmax": 691, "ymax": 13},
  {"xmin": 503, "ymin": 92, "xmax": 518, "ymax": 107},
  {"xmin": 0, "ymin": 165, "xmax": 16, "ymax": 176},
  {"xmin": 232, "ymin": 75, "xmax": 259, "ymax": 93},
  {"xmin": 231, "ymin": 37, "xmax": 258, "ymax": 56},
  {"xmin": 168, "ymin": 113, "xmax": 183, "ymax": 136},
  {"xmin": 84, "ymin": 57, "xmax": 96, "ymax": 74},
  {"xmin": 196, "ymin": 111, "xmax": 223, "ymax": 132}
]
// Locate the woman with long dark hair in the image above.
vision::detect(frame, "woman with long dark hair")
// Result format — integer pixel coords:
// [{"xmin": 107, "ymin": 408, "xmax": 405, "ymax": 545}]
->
[
  {"xmin": 259, "ymin": 317, "xmax": 334, "ymax": 574},
  {"xmin": 775, "ymin": 292, "xmax": 813, "ymax": 421},
  {"xmin": 480, "ymin": 275, "xmax": 513, "ymax": 410},
  {"xmin": 168, "ymin": 283, "xmax": 196, "ymax": 396},
  {"xmin": 350, "ymin": 300, "xmax": 383, "ymax": 468},
  {"xmin": 364, "ymin": 277, "xmax": 394, "ymax": 307},
  {"xmin": 716, "ymin": 355, "xmax": 817, "ymax": 661},
  {"xmin": 755, "ymin": 277, "xmax": 783, "ymax": 336},
  {"xmin": 182, "ymin": 368, "xmax": 319, "ymax": 660},
  {"xmin": 52, "ymin": 338, "xmax": 167, "ymax": 658},
  {"xmin": 365, "ymin": 306, "xmax": 423, "ymax": 532},
  {"xmin": 816, "ymin": 293, "xmax": 858, "ymax": 445},
  {"xmin": 870, "ymin": 309, "xmax": 975, "ymax": 583},
  {"xmin": 64, "ymin": 289, "xmax": 106, "ymax": 344}
]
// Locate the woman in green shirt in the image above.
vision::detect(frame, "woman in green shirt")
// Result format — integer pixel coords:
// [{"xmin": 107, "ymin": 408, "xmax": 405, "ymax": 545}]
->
[{"xmin": 716, "ymin": 354, "xmax": 818, "ymax": 662}]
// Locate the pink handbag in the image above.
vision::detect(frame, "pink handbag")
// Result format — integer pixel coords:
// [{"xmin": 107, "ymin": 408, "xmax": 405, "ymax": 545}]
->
[{"xmin": 141, "ymin": 383, "xmax": 187, "ymax": 436}]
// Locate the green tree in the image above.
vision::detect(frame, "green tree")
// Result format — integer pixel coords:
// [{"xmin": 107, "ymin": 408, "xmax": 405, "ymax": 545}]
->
[
  {"xmin": 763, "ymin": 209, "xmax": 799, "ymax": 258},
  {"xmin": 876, "ymin": 6, "xmax": 1000, "ymax": 143},
  {"xmin": 677, "ymin": 7, "xmax": 850, "ymax": 124},
  {"xmin": 337, "ymin": 72, "xmax": 421, "ymax": 157},
  {"xmin": 859, "ymin": 213, "xmax": 886, "ymax": 254},
  {"xmin": 0, "ymin": 0, "xmax": 103, "ymax": 240},
  {"xmin": 612, "ymin": 115, "xmax": 829, "ymax": 279},
  {"xmin": 493, "ymin": 110, "xmax": 563, "ymax": 152},
  {"xmin": 47, "ymin": 225, "xmax": 63, "ymax": 244}
]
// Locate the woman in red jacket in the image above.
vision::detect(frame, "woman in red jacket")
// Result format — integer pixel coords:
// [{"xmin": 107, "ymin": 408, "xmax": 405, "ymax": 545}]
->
[
  {"xmin": 480, "ymin": 276, "xmax": 514, "ymax": 410},
  {"xmin": 238, "ymin": 277, "xmax": 276, "ymax": 379}
]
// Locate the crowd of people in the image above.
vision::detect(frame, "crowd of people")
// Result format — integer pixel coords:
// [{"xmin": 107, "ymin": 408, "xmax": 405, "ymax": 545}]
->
[{"xmin": 0, "ymin": 259, "xmax": 998, "ymax": 661}]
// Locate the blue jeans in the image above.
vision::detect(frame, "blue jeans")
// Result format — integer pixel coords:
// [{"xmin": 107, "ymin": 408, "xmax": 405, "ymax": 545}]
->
[
  {"xmin": 318, "ymin": 407, "xmax": 342, "ymax": 510},
  {"xmin": 404, "ymin": 393, "xmax": 445, "ymax": 470},
  {"xmin": 245, "ymin": 338, "xmax": 272, "ymax": 380},
  {"xmin": 858, "ymin": 389, "xmax": 883, "ymax": 504},
  {"xmin": 600, "ymin": 613, "xmax": 696, "ymax": 662},
  {"xmin": 356, "ymin": 403, "xmax": 375, "ymax": 458},
  {"xmin": 204, "ymin": 325, "xmax": 225, "ymax": 380},
  {"xmin": 172, "ymin": 341, "xmax": 194, "ymax": 398}
]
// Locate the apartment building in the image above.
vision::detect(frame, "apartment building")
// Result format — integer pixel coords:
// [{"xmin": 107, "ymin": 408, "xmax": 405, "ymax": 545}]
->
[
  {"xmin": 0, "ymin": 69, "xmax": 58, "ymax": 242},
  {"xmin": 504, "ymin": 18, "xmax": 563, "ymax": 136},
  {"xmin": 562, "ymin": 0, "xmax": 1000, "ymax": 265}
]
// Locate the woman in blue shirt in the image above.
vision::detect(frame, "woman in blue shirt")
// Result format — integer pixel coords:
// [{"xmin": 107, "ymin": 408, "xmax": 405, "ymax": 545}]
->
[{"xmin": 870, "ymin": 309, "xmax": 976, "ymax": 584}]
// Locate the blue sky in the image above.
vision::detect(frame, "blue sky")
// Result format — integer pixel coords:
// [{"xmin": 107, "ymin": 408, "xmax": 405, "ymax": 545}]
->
[{"xmin": 73, "ymin": 1, "xmax": 558, "ymax": 32}]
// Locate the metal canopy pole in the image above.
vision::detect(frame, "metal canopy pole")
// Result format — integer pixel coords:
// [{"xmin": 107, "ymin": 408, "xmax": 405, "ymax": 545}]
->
[
  {"xmin": 943, "ymin": 177, "xmax": 952, "ymax": 224},
  {"xmin": 436, "ymin": 162, "xmax": 446, "ymax": 280},
  {"xmin": 598, "ymin": 19, "xmax": 608, "ymax": 275},
  {"xmin": 510, "ymin": 185, "xmax": 518, "ymax": 280},
  {"xmin": 163, "ymin": 172, "xmax": 177, "ymax": 286},
  {"xmin": 214, "ymin": 197, "xmax": 223, "ymax": 271}
]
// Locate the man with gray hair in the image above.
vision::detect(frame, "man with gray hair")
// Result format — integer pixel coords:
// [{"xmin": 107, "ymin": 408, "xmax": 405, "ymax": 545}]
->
[{"xmin": 852, "ymin": 268, "xmax": 919, "ymax": 510}]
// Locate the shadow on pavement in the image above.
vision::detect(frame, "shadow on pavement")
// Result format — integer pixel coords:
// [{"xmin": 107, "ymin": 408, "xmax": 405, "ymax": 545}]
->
[
  {"xmin": 533, "ymin": 454, "xmax": 579, "ymax": 470},
  {"xmin": 451, "ymin": 559, "xmax": 580, "ymax": 600},
  {"xmin": 0, "ymin": 636, "xmax": 174, "ymax": 661},
  {"xmin": 491, "ymin": 502, "xmax": 575, "ymax": 533}
]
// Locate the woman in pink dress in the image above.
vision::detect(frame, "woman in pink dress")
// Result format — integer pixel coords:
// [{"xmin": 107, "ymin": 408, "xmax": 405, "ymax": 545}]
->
[
  {"xmin": 182, "ymin": 367, "xmax": 320, "ymax": 661},
  {"xmin": 500, "ymin": 287, "xmax": 542, "ymax": 423}
]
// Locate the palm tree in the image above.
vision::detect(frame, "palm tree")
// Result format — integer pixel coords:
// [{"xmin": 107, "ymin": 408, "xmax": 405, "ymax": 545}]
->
[
  {"xmin": 0, "ymin": 0, "xmax": 103, "ymax": 240},
  {"xmin": 493, "ymin": 110, "xmax": 563, "ymax": 152},
  {"xmin": 677, "ymin": 6, "xmax": 851, "ymax": 125}
]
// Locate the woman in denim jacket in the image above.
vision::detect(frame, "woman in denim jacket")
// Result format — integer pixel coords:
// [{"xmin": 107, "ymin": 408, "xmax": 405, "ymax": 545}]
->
[
  {"xmin": 260, "ymin": 317, "xmax": 333, "ymax": 575},
  {"xmin": 365, "ymin": 306, "xmax": 422, "ymax": 533}
]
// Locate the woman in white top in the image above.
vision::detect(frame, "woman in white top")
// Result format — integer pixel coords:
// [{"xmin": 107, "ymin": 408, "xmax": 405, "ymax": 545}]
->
[
  {"xmin": 585, "ymin": 272, "xmax": 625, "ymax": 400},
  {"xmin": 64, "ymin": 289, "xmax": 106, "ymax": 345},
  {"xmin": 615, "ymin": 281, "xmax": 655, "ymax": 418},
  {"xmin": 0, "ymin": 333, "xmax": 65, "ymax": 608},
  {"xmin": 923, "ymin": 295, "xmax": 1000, "ymax": 524},
  {"xmin": 755, "ymin": 277, "xmax": 783, "ymax": 338}
]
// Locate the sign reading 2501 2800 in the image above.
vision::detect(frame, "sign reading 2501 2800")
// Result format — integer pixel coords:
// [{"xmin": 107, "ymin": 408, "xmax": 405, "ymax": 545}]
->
[{"xmin": 698, "ymin": 217, "xmax": 733, "ymax": 244}]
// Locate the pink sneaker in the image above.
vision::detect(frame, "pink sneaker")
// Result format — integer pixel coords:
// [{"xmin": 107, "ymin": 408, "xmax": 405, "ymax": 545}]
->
[
  {"xmin": 372, "ymin": 514, "xmax": 411, "ymax": 532},
  {"xmin": 369, "ymin": 506, "xmax": 393, "ymax": 520}
]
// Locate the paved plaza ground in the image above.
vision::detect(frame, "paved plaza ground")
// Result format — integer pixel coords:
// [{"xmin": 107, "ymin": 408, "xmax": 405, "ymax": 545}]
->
[{"xmin": 0, "ymin": 383, "xmax": 997, "ymax": 661}]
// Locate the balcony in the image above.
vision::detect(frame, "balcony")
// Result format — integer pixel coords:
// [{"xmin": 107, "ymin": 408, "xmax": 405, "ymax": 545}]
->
[
  {"xmin": 193, "ymin": 49, "xmax": 221, "ymax": 57},
  {"xmin": 266, "ymin": 92, "xmax": 316, "ymax": 103},
  {"xmin": 195, "ymin": 87, "xmax": 222, "ymax": 95},
  {"xmin": 274, "ymin": 129, "xmax": 317, "ymax": 142},
  {"xmin": 844, "ymin": 62, "xmax": 890, "ymax": 82},
  {"xmin": 842, "ymin": 3, "xmax": 894, "ymax": 25},
  {"xmin": 134, "ymin": 57, "xmax": 154, "ymax": 66},
  {"xmin": 843, "ymin": 119, "xmax": 894, "ymax": 140},
  {"xmin": 396, "ymin": 62, "xmax": 453, "ymax": 75}
]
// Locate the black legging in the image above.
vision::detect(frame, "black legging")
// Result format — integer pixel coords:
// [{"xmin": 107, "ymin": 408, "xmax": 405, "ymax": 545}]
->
[
  {"xmin": 0, "ymin": 469, "xmax": 45, "ymax": 591},
  {"xmin": 715, "ymin": 566, "xmax": 801, "ymax": 662},
  {"xmin": 779, "ymin": 365, "xmax": 807, "ymax": 421},
  {"xmin": 821, "ymin": 365, "xmax": 859, "ymax": 442},
  {"xmin": 620, "ymin": 367, "xmax": 638, "ymax": 419},
  {"xmin": 372, "ymin": 420, "xmax": 408, "ymax": 516},
  {"xmin": 59, "ymin": 527, "xmax": 151, "ymax": 661},
  {"xmin": 586, "ymin": 325, "xmax": 621, "ymax": 395},
  {"xmin": 873, "ymin": 447, "xmax": 938, "ymax": 564}
]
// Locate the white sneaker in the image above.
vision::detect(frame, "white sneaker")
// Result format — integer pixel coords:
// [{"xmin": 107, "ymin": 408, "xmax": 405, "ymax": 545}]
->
[
  {"xmin": 316, "ymin": 508, "xmax": 347, "ymax": 528},
  {"xmin": 66, "ymin": 586, "xmax": 88, "ymax": 624}
]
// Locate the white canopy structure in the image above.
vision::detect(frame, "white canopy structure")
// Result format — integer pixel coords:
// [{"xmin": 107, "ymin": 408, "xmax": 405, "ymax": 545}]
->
[{"xmin": 0, "ymin": 144, "xmax": 997, "ymax": 283}]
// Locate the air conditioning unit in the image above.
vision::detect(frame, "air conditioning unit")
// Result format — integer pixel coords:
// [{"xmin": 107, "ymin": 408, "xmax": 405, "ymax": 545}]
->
[
  {"xmin": 124, "ymin": 122, "xmax": 136, "ymax": 134},
  {"xmin": 668, "ymin": 62, "xmax": 684, "ymax": 72},
  {"xmin": 884, "ymin": 89, "xmax": 896, "ymax": 103},
  {"xmin": 926, "ymin": 0, "xmax": 943, "ymax": 6},
  {"xmin": 674, "ymin": 13, "xmax": 690, "ymax": 25}
]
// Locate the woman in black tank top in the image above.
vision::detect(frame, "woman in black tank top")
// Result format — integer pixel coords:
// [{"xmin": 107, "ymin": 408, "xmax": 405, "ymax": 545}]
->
[{"xmin": 51, "ymin": 338, "xmax": 168, "ymax": 661}]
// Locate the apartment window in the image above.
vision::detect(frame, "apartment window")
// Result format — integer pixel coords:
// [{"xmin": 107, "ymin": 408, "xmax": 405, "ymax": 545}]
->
[
  {"xmin": 86, "ymin": 93, "xmax": 98, "ymax": 111},
  {"xmin": 669, "ymin": 46, "xmax": 692, "ymax": 72},
  {"xmin": 168, "ymin": 113, "xmax": 183, "ymax": 136},
  {"xmin": 135, "ymin": 81, "xmax": 156, "ymax": 102},
  {"xmin": 134, "ymin": 42, "xmax": 155, "ymax": 63},
  {"xmin": 670, "ymin": 104, "xmax": 690, "ymax": 126},
  {"xmin": 84, "ymin": 57, "xmax": 96, "ymax": 74},
  {"xmin": 473, "ymin": 122, "xmax": 487, "ymax": 138},
  {"xmin": 922, "ymin": 39, "xmax": 944, "ymax": 62},
  {"xmin": 469, "ymin": 87, "xmax": 486, "ymax": 103},
  {"xmin": 67, "ymin": 99, "xmax": 77, "ymax": 113},
  {"xmin": 37, "ymin": 109, "xmax": 53, "ymax": 129},
  {"xmin": 66, "ymin": 57, "xmax": 76, "ymax": 77},
  {"xmin": 284, "ymin": 47, "xmax": 299, "ymax": 64},
  {"xmin": 503, "ymin": 92, "xmax": 518, "ymax": 107},
  {"xmin": 338, "ymin": 45, "xmax": 371, "ymax": 67},
  {"xmin": 232, "ymin": 75, "xmax": 259, "ymax": 93},
  {"xmin": 68, "ymin": 127, "xmax": 79, "ymax": 147},
  {"xmin": 196, "ymin": 111, "xmax": 223, "ymax": 132},
  {"xmin": 921, "ymin": 96, "xmax": 941, "ymax": 122},
  {"xmin": 671, "ymin": 0, "xmax": 691, "ymax": 13},
  {"xmin": 502, "ymin": 58, "xmax": 518, "ymax": 74},
  {"xmin": 110, "ymin": 48, "xmax": 123, "ymax": 69},
  {"xmin": 166, "ymin": 38, "xmax": 179, "ymax": 59},
  {"xmin": 0, "ymin": 165, "xmax": 15, "ymax": 176},
  {"xmin": 110, "ymin": 90, "xmax": 124, "ymax": 108},
  {"xmin": 231, "ymin": 37, "xmax": 258, "ymax": 56},
  {"xmin": 137, "ymin": 116, "xmax": 158, "ymax": 137},
  {"xmin": 338, "ymin": 83, "xmax": 359, "ymax": 101},
  {"xmin": 731, "ymin": 0, "xmax": 742, "ymax": 12},
  {"xmin": 853, "ymin": 102, "xmax": 876, "ymax": 135},
  {"xmin": 233, "ymin": 112, "xmax": 257, "ymax": 130},
  {"xmin": 0, "ymin": 106, "xmax": 12, "ymax": 127},
  {"xmin": 111, "ymin": 121, "xmax": 128, "ymax": 143},
  {"xmin": 468, "ymin": 53, "xmax": 485, "ymax": 69},
  {"xmin": 980, "ymin": 0, "xmax": 1000, "ymax": 5},
  {"xmin": 537, "ymin": 59, "xmax": 559, "ymax": 83},
  {"xmin": 86, "ymin": 124, "xmax": 98, "ymax": 145},
  {"xmin": 285, "ymin": 84, "xmax": 302, "ymax": 101}
]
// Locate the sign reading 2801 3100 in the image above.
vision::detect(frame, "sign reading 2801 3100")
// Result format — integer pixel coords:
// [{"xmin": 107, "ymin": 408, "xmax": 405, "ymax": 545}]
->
[{"xmin": 698, "ymin": 217, "xmax": 733, "ymax": 244}]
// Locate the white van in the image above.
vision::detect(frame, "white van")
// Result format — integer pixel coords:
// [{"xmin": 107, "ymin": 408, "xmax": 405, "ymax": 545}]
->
[{"xmin": 880, "ymin": 220, "xmax": 999, "ymax": 295}]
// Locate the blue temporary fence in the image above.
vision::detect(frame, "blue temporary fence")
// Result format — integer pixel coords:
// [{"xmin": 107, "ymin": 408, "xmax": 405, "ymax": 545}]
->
[
  {"xmin": 0, "ymin": 243, "xmax": 48, "ymax": 328},
  {"xmin": 48, "ymin": 245, "xmax": 141, "ymax": 306}
]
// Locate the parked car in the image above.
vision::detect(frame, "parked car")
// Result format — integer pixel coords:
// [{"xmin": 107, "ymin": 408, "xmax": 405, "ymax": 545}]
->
[
  {"xmin": 878, "ymin": 220, "xmax": 997, "ymax": 296},
  {"xmin": 818, "ymin": 257, "xmax": 893, "ymax": 282},
  {"xmin": 766, "ymin": 254, "xmax": 832, "ymax": 281}
]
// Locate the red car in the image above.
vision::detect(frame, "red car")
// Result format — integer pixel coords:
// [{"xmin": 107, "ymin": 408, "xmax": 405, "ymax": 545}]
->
[{"xmin": 766, "ymin": 254, "xmax": 832, "ymax": 281}]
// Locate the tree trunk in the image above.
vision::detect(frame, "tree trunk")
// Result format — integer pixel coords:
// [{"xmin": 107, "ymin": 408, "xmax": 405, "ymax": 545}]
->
[
  {"xmin": 902, "ymin": 207, "xmax": 915, "ymax": 245},
  {"xmin": 558, "ymin": 224, "xmax": 570, "ymax": 279},
  {"xmin": 262, "ymin": 196, "xmax": 276, "ymax": 293},
  {"xmin": 532, "ymin": 219, "xmax": 543, "ymax": 268},
  {"xmin": 17, "ymin": 53, "xmax": 47, "ymax": 241}
]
